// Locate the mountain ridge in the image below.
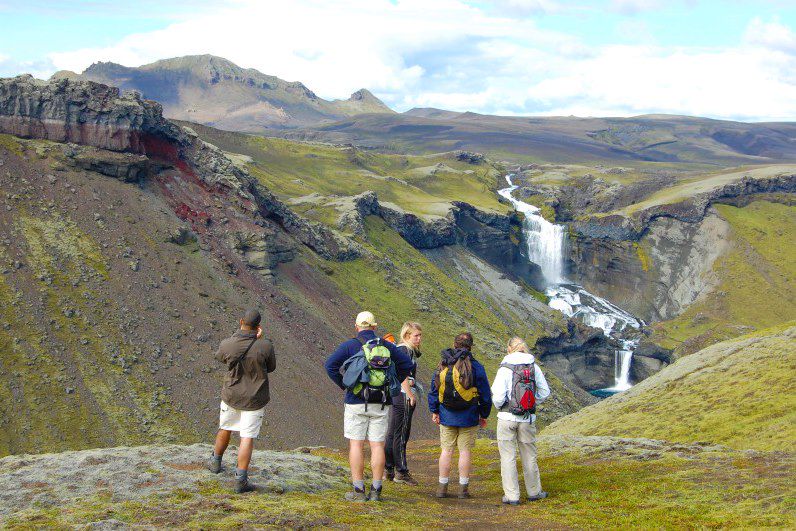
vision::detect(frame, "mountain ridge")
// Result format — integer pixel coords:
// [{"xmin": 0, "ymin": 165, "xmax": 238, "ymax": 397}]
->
[{"xmin": 53, "ymin": 54, "xmax": 394, "ymax": 131}]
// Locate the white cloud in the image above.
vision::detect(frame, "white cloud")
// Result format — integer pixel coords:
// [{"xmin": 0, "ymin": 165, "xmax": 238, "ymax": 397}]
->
[
  {"xmin": 610, "ymin": 0, "xmax": 662, "ymax": 15},
  {"xmin": 744, "ymin": 16, "xmax": 796, "ymax": 54},
  {"xmin": 0, "ymin": 56, "xmax": 56, "ymax": 79},
  {"xmin": 1, "ymin": 1, "xmax": 789, "ymax": 121}
]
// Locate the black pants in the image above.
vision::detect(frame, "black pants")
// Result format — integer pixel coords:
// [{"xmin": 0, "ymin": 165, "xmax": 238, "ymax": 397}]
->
[{"xmin": 385, "ymin": 394, "xmax": 415, "ymax": 473}]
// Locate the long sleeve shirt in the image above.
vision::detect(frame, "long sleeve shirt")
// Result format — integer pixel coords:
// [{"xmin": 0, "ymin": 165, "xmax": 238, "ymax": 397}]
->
[
  {"xmin": 490, "ymin": 351, "xmax": 550, "ymax": 424},
  {"xmin": 428, "ymin": 353, "xmax": 492, "ymax": 427}
]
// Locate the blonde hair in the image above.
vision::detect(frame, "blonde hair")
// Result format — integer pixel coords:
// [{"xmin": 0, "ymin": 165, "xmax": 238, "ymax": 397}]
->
[
  {"xmin": 400, "ymin": 322, "xmax": 422, "ymax": 343},
  {"xmin": 507, "ymin": 337, "xmax": 529, "ymax": 354}
]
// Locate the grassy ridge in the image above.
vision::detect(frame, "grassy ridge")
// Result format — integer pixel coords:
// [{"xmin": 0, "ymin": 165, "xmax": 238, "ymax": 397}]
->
[
  {"xmin": 545, "ymin": 324, "xmax": 796, "ymax": 452},
  {"xmin": 185, "ymin": 123, "xmax": 507, "ymax": 219},
  {"xmin": 654, "ymin": 200, "xmax": 796, "ymax": 353}
]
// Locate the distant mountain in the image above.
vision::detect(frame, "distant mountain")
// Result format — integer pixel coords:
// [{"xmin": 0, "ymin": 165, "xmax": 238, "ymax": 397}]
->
[
  {"xmin": 289, "ymin": 109, "xmax": 796, "ymax": 165},
  {"xmin": 403, "ymin": 107, "xmax": 464, "ymax": 120},
  {"xmin": 52, "ymin": 55, "xmax": 394, "ymax": 132}
]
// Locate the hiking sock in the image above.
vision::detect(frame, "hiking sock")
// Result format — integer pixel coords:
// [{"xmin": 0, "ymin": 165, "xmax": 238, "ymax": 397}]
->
[
  {"xmin": 211, "ymin": 452, "xmax": 222, "ymax": 463},
  {"xmin": 459, "ymin": 477, "xmax": 470, "ymax": 485},
  {"xmin": 372, "ymin": 479, "xmax": 383, "ymax": 490},
  {"xmin": 353, "ymin": 480, "xmax": 365, "ymax": 491},
  {"xmin": 235, "ymin": 468, "xmax": 248, "ymax": 482},
  {"xmin": 439, "ymin": 477, "xmax": 449, "ymax": 484}
]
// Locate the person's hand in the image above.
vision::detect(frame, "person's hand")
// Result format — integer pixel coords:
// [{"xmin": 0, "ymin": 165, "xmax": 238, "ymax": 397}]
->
[
  {"xmin": 408, "ymin": 391, "xmax": 417, "ymax": 407},
  {"xmin": 432, "ymin": 413, "xmax": 440, "ymax": 425},
  {"xmin": 256, "ymin": 326, "xmax": 263, "ymax": 339},
  {"xmin": 479, "ymin": 417, "xmax": 487, "ymax": 428}
]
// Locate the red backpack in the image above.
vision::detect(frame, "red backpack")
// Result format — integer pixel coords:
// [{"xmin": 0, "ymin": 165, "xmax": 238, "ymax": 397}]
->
[{"xmin": 500, "ymin": 363, "xmax": 537, "ymax": 416}]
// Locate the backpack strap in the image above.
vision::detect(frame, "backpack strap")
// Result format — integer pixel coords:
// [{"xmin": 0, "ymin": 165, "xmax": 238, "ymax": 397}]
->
[{"xmin": 231, "ymin": 337, "xmax": 258, "ymax": 369}]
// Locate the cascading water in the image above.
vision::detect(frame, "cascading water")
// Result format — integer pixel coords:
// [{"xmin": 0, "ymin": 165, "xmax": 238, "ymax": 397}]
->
[{"xmin": 499, "ymin": 174, "xmax": 641, "ymax": 393}]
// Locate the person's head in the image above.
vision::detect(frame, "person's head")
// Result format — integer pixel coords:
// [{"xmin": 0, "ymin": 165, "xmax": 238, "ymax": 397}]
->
[
  {"xmin": 507, "ymin": 337, "xmax": 529, "ymax": 354},
  {"xmin": 239, "ymin": 309, "xmax": 261, "ymax": 331},
  {"xmin": 400, "ymin": 321, "xmax": 423, "ymax": 349},
  {"xmin": 437, "ymin": 331, "xmax": 474, "ymax": 388},
  {"xmin": 355, "ymin": 311, "xmax": 378, "ymax": 332},
  {"xmin": 453, "ymin": 331, "xmax": 473, "ymax": 351}
]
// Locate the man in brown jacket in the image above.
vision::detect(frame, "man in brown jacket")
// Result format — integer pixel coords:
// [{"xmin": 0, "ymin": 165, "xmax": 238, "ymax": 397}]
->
[{"xmin": 207, "ymin": 309, "xmax": 276, "ymax": 493}]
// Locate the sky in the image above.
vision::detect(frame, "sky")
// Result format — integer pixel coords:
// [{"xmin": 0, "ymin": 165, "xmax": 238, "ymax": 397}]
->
[{"xmin": 1, "ymin": 0, "xmax": 796, "ymax": 121}]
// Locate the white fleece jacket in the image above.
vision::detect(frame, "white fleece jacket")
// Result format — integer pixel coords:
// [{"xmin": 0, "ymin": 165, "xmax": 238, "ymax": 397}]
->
[{"xmin": 490, "ymin": 351, "xmax": 550, "ymax": 423}]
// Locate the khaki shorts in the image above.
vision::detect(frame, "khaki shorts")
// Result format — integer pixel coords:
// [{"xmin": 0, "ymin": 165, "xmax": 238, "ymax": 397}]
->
[
  {"xmin": 440, "ymin": 425, "xmax": 478, "ymax": 451},
  {"xmin": 219, "ymin": 401, "xmax": 265, "ymax": 439},
  {"xmin": 344, "ymin": 403, "xmax": 391, "ymax": 442}
]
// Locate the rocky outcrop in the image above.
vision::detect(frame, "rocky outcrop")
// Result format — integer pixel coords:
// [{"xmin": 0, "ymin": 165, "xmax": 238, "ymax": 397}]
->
[
  {"xmin": 230, "ymin": 229, "xmax": 296, "ymax": 279},
  {"xmin": 0, "ymin": 75, "xmax": 360, "ymax": 263},
  {"xmin": 568, "ymin": 173, "xmax": 796, "ymax": 243},
  {"xmin": 379, "ymin": 203, "xmax": 456, "ymax": 248},
  {"xmin": 0, "ymin": 444, "xmax": 346, "ymax": 519},
  {"xmin": 563, "ymin": 171, "xmax": 795, "ymax": 322},
  {"xmin": 569, "ymin": 208, "xmax": 733, "ymax": 322},
  {"xmin": 630, "ymin": 339, "xmax": 674, "ymax": 382},
  {"xmin": 339, "ymin": 190, "xmax": 544, "ymax": 287},
  {"xmin": 534, "ymin": 322, "xmax": 620, "ymax": 399}
]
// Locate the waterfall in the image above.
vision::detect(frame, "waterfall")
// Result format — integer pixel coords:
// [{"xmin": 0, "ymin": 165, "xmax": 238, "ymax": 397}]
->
[
  {"xmin": 499, "ymin": 174, "xmax": 640, "ymax": 393},
  {"xmin": 497, "ymin": 177, "xmax": 565, "ymax": 284}
]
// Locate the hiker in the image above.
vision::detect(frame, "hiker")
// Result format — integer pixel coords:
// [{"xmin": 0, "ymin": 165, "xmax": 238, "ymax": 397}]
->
[
  {"xmin": 324, "ymin": 311, "xmax": 414, "ymax": 502},
  {"xmin": 207, "ymin": 309, "xmax": 276, "ymax": 494},
  {"xmin": 428, "ymin": 332, "xmax": 492, "ymax": 499},
  {"xmin": 384, "ymin": 322, "xmax": 424, "ymax": 486},
  {"xmin": 491, "ymin": 337, "xmax": 550, "ymax": 505}
]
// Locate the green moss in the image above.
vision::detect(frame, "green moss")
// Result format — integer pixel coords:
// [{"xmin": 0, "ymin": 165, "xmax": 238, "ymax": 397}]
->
[
  {"xmin": 6, "ymin": 439, "xmax": 793, "ymax": 529},
  {"xmin": 0, "ymin": 133, "xmax": 24, "ymax": 157},
  {"xmin": 189, "ymin": 126, "xmax": 508, "ymax": 221},
  {"xmin": 633, "ymin": 241, "xmax": 651, "ymax": 272},
  {"xmin": 522, "ymin": 194, "xmax": 557, "ymax": 222}
]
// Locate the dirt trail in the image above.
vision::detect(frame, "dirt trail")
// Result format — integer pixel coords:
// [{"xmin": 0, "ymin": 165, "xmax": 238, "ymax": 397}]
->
[{"xmin": 385, "ymin": 439, "xmax": 563, "ymax": 530}]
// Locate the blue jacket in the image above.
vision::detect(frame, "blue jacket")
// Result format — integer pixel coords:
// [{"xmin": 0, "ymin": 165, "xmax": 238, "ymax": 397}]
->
[
  {"xmin": 428, "ymin": 352, "xmax": 492, "ymax": 427},
  {"xmin": 325, "ymin": 330, "xmax": 414, "ymax": 405}
]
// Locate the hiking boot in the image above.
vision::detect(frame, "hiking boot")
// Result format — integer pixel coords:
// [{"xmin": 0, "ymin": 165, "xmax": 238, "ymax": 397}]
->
[
  {"xmin": 393, "ymin": 471, "xmax": 418, "ymax": 486},
  {"xmin": 385, "ymin": 468, "xmax": 395, "ymax": 481},
  {"xmin": 528, "ymin": 491, "xmax": 548, "ymax": 502},
  {"xmin": 458, "ymin": 484, "xmax": 472, "ymax": 499},
  {"xmin": 207, "ymin": 455, "xmax": 222, "ymax": 474},
  {"xmin": 502, "ymin": 496, "xmax": 520, "ymax": 506},
  {"xmin": 234, "ymin": 478, "xmax": 256, "ymax": 494},
  {"xmin": 367, "ymin": 485, "xmax": 383, "ymax": 502},
  {"xmin": 435, "ymin": 482, "xmax": 449, "ymax": 498},
  {"xmin": 344, "ymin": 487, "xmax": 367, "ymax": 502}
]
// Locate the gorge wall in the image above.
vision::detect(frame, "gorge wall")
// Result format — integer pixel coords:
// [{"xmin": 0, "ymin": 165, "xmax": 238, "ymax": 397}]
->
[{"xmin": 567, "ymin": 174, "xmax": 796, "ymax": 322}]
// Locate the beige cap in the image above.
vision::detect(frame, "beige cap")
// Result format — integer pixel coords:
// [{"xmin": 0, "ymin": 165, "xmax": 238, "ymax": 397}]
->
[{"xmin": 355, "ymin": 311, "xmax": 378, "ymax": 328}]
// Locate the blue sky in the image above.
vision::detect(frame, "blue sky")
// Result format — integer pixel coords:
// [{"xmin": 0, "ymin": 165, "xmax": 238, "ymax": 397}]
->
[{"xmin": 2, "ymin": 0, "xmax": 795, "ymax": 120}]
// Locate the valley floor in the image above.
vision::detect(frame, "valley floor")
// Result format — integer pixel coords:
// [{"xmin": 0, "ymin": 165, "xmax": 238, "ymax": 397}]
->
[{"xmin": 3, "ymin": 436, "xmax": 793, "ymax": 529}]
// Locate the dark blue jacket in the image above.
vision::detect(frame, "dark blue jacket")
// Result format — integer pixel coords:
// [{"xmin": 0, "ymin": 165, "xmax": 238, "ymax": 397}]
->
[
  {"xmin": 325, "ymin": 330, "xmax": 414, "ymax": 405},
  {"xmin": 428, "ymin": 353, "xmax": 492, "ymax": 427}
]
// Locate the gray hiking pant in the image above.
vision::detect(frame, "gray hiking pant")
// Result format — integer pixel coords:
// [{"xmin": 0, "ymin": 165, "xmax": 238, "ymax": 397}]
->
[{"xmin": 497, "ymin": 418, "xmax": 542, "ymax": 500}]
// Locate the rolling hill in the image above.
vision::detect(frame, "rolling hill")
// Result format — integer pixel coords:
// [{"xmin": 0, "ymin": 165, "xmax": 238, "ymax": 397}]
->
[{"xmin": 285, "ymin": 110, "xmax": 796, "ymax": 166}]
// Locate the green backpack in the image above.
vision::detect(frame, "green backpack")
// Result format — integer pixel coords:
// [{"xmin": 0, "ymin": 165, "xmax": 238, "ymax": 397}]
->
[{"xmin": 353, "ymin": 337, "xmax": 393, "ymax": 408}]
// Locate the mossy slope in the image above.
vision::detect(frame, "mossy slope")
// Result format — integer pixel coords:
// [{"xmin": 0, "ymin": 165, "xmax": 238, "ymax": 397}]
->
[{"xmin": 545, "ymin": 324, "xmax": 796, "ymax": 452}]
